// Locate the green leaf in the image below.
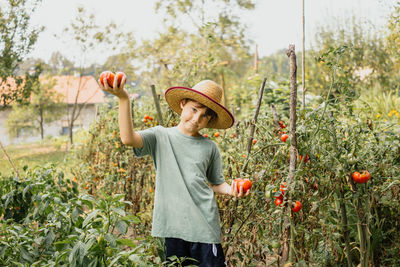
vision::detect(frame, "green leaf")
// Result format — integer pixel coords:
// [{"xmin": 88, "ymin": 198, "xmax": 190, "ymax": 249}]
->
[
  {"xmin": 83, "ymin": 210, "xmax": 98, "ymax": 228},
  {"xmin": 111, "ymin": 207, "xmax": 125, "ymax": 217},
  {"xmin": 20, "ymin": 247, "xmax": 33, "ymax": 263},
  {"xmin": 116, "ymin": 238, "xmax": 136, "ymax": 248},
  {"xmin": 115, "ymin": 220, "xmax": 128, "ymax": 235},
  {"xmin": 22, "ymin": 184, "xmax": 32, "ymax": 199},
  {"xmin": 45, "ymin": 230, "xmax": 55, "ymax": 248}
]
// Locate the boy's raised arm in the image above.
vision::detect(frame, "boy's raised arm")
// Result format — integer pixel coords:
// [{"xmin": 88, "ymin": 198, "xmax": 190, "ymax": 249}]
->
[{"xmin": 98, "ymin": 72, "xmax": 143, "ymax": 148}]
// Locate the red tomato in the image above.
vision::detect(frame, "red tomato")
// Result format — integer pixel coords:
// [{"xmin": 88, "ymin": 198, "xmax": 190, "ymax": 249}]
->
[
  {"xmin": 234, "ymin": 178, "xmax": 252, "ymax": 193},
  {"xmin": 115, "ymin": 72, "xmax": 125, "ymax": 86},
  {"xmin": 274, "ymin": 197, "xmax": 283, "ymax": 206},
  {"xmin": 360, "ymin": 171, "xmax": 371, "ymax": 182},
  {"xmin": 274, "ymin": 192, "xmax": 283, "ymax": 200},
  {"xmin": 106, "ymin": 72, "xmax": 116, "ymax": 87},
  {"xmin": 352, "ymin": 171, "xmax": 362, "ymax": 183},
  {"xmin": 292, "ymin": 201, "xmax": 302, "ymax": 212},
  {"xmin": 252, "ymin": 139, "xmax": 257, "ymax": 145},
  {"xmin": 100, "ymin": 71, "xmax": 126, "ymax": 87},
  {"xmin": 214, "ymin": 132, "xmax": 220, "ymax": 137},
  {"xmin": 279, "ymin": 120, "xmax": 287, "ymax": 129},
  {"xmin": 203, "ymin": 133, "xmax": 209, "ymax": 138},
  {"xmin": 281, "ymin": 134, "xmax": 289, "ymax": 142},
  {"xmin": 299, "ymin": 154, "xmax": 309, "ymax": 163},
  {"xmin": 99, "ymin": 71, "xmax": 111, "ymax": 86},
  {"xmin": 280, "ymin": 184, "xmax": 286, "ymax": 195}
]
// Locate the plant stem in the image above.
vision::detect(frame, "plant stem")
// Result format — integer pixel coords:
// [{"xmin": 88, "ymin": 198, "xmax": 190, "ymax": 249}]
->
[{"xmin": 0, "ymin": 140, "xmax": 20, "ymax": 179}]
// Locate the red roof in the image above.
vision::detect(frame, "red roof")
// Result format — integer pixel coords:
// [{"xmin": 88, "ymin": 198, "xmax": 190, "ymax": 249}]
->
[
  {"xmin": 0, "ymin": 75, "xmax": 105, "ymax": 105},
  {"xmin": 47, "ymin": 76, "xmax": 105, "ymax": 104}
]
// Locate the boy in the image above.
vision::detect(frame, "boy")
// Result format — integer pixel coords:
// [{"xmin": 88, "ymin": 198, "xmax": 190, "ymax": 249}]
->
[{"xmin": 99, "ymin": 77, "xmax": 250, "ymax": 266}]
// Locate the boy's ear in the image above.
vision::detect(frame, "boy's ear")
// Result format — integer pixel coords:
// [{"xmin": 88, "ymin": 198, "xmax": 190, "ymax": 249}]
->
[{"xmin": 180, "ymin": 99, "xmax": 187, "ymax": 109}]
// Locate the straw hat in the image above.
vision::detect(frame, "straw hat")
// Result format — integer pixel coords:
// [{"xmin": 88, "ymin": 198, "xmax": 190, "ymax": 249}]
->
[{"xmin": 165, "ymin": 80, "xmax": 235, "ymax": 129}]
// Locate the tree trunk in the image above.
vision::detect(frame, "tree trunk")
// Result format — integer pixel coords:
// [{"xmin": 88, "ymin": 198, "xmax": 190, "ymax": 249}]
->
[
  {"xmin": 39, "ymin": 107, "xmax": 44, "ymax": 139},
  {"xmin": 69, "ymin": 121, "xmax": 74, "ymax": 144}
]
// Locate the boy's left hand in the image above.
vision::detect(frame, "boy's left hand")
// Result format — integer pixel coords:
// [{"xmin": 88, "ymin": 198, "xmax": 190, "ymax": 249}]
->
[{"xmin": 230, "ymin": 180, "xmax": 251, "ymax": 198}]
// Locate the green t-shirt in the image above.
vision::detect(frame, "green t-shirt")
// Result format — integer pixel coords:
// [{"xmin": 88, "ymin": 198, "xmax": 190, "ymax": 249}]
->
[{"xmin": 133, "ymin": 126, "xmax": 225, "ymax": 243}]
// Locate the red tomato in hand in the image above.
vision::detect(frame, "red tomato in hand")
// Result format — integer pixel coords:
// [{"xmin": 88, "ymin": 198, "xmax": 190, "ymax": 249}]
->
[
  {"xmin": 100, "ymin": 71, "xmax": 125, "ymax": 87},
  {"xmin": 100, "ymin": 71, "xmax": 112, "ymax": 86},
  {"xmin": 116, "ymin": 72, "xmax": 125, "ymax": 86},
  {"xmin": 292, "ymin": 201, "xmax": 302, "ymax": 212},
  {"xmin": 234, "ymin": 178, "xmax": 252, "ymax": 193},
  {"xmin": 281, "ymin": 134, "xmax": 289, "ymax": 142},
  {"xmin": 107, "ymin": 72, "xmax": 116, "ymax": 87}
]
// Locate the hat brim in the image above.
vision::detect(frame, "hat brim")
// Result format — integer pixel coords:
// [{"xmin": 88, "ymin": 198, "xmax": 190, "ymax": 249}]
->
[{"xmin": 165, "ymin": 86, "xmax": 234, "ymax": 129}]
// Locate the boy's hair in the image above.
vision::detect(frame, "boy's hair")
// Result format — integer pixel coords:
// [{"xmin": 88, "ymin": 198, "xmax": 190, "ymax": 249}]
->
[{"xmin": 182, "ymin": 98, "xmax": 217, "ymax": 120}]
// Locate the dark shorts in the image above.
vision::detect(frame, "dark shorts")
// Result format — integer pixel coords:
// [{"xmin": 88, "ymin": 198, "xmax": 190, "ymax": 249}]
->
[{"xmin": 164, "ymin": 237, "xmax": 226, "ymax": 267}]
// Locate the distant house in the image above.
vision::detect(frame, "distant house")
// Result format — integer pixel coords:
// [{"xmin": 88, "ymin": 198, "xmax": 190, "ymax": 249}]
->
[{"xmin": 0, "ymin": 75, "xmax": 106, "ymax": 145}]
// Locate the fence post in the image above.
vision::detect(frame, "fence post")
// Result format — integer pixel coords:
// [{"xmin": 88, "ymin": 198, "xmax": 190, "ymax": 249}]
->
[
  {"xmin": 150, "ymin": 85, "xmax": 164, "ymax": 126},
  {"xmin": 281, "ymin": 44, "xmax": 298, "ymax": 265}
]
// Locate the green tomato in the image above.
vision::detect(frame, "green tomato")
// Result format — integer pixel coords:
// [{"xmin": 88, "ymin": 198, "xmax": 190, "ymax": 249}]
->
[
  {"xmin": 106, "ymin": 247, "xmax": 113, "ymax": 257},
  {"xmin": 97, "ymin": 234, "xmax": 105, "ymax": 245},
  {"xmin": 265, "ymin": 188, "xmax": 271, "ymax": 199}
]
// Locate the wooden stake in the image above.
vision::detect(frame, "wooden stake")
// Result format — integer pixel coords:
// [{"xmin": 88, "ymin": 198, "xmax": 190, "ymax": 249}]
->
[
  {"xmin": 242, "ymin": 78, "xmax": 267, "ymax": 174},
  {"xmin": 150, "ymin": 85, "xmax": 164, "ymax": 126},
  {"xmin": 302, "ymin": 0, "xmax": 306, "ymax": 109},
  {"xmin": 281, "ymin": 44, "xmax": 298, "ymax": 265},
  {"xmin": 247, "ymin": 78, "xmax": 267, "ymax": 154}
]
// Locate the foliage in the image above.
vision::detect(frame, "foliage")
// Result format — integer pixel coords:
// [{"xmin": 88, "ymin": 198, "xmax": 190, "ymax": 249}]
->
[
  {"xmin": 0, "ymin": 0, "xmax": 44, "ymax": 107},
  {"xmin": 0, "ymin": 166, "xmax": 162, "ymax": 266},
  {"xmin": 2, "ymin": 1, "xmax": 400, "ymax": 266},
  {"xmin": 6, "ymin": 74, "xmax": 64, "ymax": 139},
  {"xmin": 135, "ymin": 0, "xmax": 255, "ymax": 113}
]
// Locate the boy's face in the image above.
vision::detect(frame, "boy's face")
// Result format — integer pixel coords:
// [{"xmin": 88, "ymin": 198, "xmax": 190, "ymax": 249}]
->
[{"xmin": 178, "ymin": 99, "xmax": 212, "ymax": 136}]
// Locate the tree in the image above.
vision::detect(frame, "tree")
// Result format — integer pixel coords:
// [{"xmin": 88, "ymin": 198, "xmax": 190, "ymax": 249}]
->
[
  {"xmin": 136, "ymin": 0, "xmax": 256, "ymax": 114},
  {"xmin": 0, "ymin": 0, "xmax": 44, "ymax": 107},
  {"xmin": 305, "ymin": 15, "xmax": 391, "ymax": 97},
  {"xmin": 6, "ymin": 73, "xmax": 63, "ymax": 139},
  {"xmin": 44, "ymin": 51, "xmax": 76, "ymax": 75},
  {"xmin": 385, "ymin": 2, "xmax": 400, "ymax": 89},
  {"xmin": 56, "ymin": 6, "xmax": 128, "ymax": 144}
]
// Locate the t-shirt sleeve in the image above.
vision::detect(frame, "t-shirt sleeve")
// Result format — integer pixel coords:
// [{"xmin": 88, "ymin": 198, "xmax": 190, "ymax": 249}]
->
[
  {"xmin": 206, "ymin": 143, "xmax": 225, "ymax": 185},
  {"xmin": 133, "ymin": 126, "xmax": 158, "ymax": 158}
]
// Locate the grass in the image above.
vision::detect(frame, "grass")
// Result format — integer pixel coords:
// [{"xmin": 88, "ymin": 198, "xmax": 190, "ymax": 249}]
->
[{"xmin": 0, "ymin": 139, "xmax": 73, "ymax": 177}]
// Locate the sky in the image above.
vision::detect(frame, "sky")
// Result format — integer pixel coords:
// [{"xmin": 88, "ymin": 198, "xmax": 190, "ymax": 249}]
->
[{"xmin": 28, "ymin": 0, "xmax": 394, "ymax": 65}]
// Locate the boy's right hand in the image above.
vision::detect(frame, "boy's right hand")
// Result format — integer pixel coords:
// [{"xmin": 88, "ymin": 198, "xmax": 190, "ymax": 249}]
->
[{"xmin": 98, "ymin": 72, "xmax": 129, "ymax": 99}]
